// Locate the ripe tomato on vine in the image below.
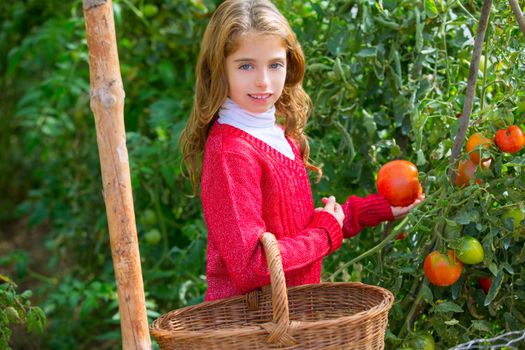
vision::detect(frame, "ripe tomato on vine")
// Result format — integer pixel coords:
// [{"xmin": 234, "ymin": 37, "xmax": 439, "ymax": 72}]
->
[
  {"xmin": 478, "ymin": 277, "xmax": 492, "ymax": 294},
  {"xmin": 455, "ymin": 159, "xmax": 482, "ymax": 187},
  {"xmin": 466, "ymin": 132, "xmax": 492, "ymax": 164},
  {"xmin": 494, "ymin": 125, "xmax": 525, "ymax": 154},
  {"xmin": 424, "ymin": 250, "xmax": 463, "ymax": 287}
]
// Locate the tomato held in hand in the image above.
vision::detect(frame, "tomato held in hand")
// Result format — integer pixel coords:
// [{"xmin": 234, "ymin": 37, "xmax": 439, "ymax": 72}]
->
[
  {"xmin": 377, "ymin": 160, "xmax": 422, "ymax": 207},
  {"xmin": 494, "ymin": 125, "xmax": 525, "ymax": 154},
  {"xmin": 424, "ymin": 250, "xmax": 463, "ymax": 286},
  {"xmin": 479, "ymin": 276, "xmax": 492, "ymax": 294},
  {"xmin": 455, "ymin": 236, "xmax": 484, "ymax": 264},
  {"xmin": 455, "ymin": 159, "xmax": 482, "ymax": 187},
  {"xmin": 466, "ymin": 132, "xmax": 492, "ymax": 164}
]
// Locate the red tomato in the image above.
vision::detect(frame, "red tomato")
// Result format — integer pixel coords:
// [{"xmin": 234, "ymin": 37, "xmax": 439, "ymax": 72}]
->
[
  {"xmin": 455, "ymin": 159, "xmax": 482, "ymax": 187},
  {"xmin": 466, "ymin": 132, "xmax": 492, "ymax": 164},
  {"xmin": 377, "ymin": 160, "xmax": 422, "ymax": 207},
  {"xmin": 494, "ymin": 125, "xmax": 525, "ymax": 154},
  {"xmin": 479, "ymin": 276, "xmax": 492, "ymax": 294},
  {"xmin": 424, "ymin": 250, "xmax": 463, "ymax": 286},
  {"xmin": 396, "ymin": 232, "xmax": 408, "ymax": 240}
]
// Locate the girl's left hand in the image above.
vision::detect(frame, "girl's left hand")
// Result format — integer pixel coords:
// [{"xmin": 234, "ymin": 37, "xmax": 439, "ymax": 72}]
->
[
  {"xmin": 391, "ymin": 193, "xmax": 425, "ymax": 220},
  {"xmin": 314, "ymin": 196, "xmax": 345, "ymax": 228}
]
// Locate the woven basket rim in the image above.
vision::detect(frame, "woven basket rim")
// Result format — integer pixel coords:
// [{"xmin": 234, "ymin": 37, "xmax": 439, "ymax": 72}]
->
[{"xmin": 150, "ymin": 282, "xmax": 394, "ymax": 339}]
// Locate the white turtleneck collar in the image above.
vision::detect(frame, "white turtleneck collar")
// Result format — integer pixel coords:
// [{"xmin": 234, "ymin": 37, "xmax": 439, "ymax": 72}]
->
[{"xmin": 217, "ymin": 98, "xmax": 295, "ymax": 160}]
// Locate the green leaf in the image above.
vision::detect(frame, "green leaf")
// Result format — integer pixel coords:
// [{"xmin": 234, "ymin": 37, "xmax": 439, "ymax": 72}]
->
[
  {"xmin": 453, "ymin": 209, "xmax": 480, "ymax": 225},
  {"xmin": 484, "ymin": 270, "xmax": 504, "ymax": 306},
  {"xmin": 362, "ymin": 110, "xmax": 377, "ymax": 137},
  {"xmin": 20, "ymin": 290, "xmax": 32, "ymax": 299},
  {"xmin": 434, "ymin": 301, "xmax": 463, "ymax": 313},
  {"xmin": 327, "ymin": 22, "xmax": 349, "ymax": 56},
  {"xmin": 471, "ymin": 320, "xmax": 492, "ymax": 333},
  {"xmin": 420, "ymin": 283, "xmax": 433, "ymax": 303},
  {"xmin": 0, "ymin": 274, "xmax": 14, "ymax": 285},
  {"xmin": 308, "ymin": 63, "xmax": 332, "ymax": 72},
  {"xmin": 445, "ymin": 218, "xmax": 459, "ymax": 227},
  {"xmin": 425, "ymin": 0, "xmax": 439, "ymax": 18},
  {"xmin": 416, "ymin": 149, "xmax": 426, "ymax": 167},
  {"xmin": 356, "ymin": 47, "xmax": 377, "ymax": 58}
]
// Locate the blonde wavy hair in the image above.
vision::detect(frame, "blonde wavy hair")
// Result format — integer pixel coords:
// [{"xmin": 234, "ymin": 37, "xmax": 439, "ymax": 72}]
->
[{"xmin": 180, "ymin": 0, "xmax": 321, "ymax": 193}]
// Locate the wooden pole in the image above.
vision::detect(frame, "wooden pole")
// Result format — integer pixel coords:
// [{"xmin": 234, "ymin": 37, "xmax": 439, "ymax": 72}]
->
[
  {"xmin": 509, "ymin": 0, "xmax": 525, "ymax": 38},
  {"xmin": 83, "ymin": 1, "xmax": 151, "ymax": 349},
  {"xmin": 448, "ymin": 0, "xmax": 492, "ymax": 182}
]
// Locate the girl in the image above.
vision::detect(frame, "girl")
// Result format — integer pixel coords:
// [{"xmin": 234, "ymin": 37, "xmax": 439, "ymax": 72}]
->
[{"xmin": 180, "ymin": 0, "xmax": 423, "ymax": 301}]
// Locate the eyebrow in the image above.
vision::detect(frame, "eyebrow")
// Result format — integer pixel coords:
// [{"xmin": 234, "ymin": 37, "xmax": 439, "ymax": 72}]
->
[{"xmin": 233, "ymin": 57, "xmax": 286, "ymax": 63}]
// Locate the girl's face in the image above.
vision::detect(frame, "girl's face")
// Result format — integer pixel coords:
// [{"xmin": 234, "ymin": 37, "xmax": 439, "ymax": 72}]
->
[{"xmin": 225, "ymin": 31, "xmax": 287, "ymax": 114}]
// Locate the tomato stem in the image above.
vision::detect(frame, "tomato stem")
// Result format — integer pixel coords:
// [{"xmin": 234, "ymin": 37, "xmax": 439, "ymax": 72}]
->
[
  {"xmin": 398, "ymin": 279, "xmax": 428, "ymax": 339},
  {"xmin": 397, "ymin": 234, "xmax": 437, "ymax": 339},
  {"xmin": 329, "ymin": 215, "xmax": 411, "ymax": 279}
]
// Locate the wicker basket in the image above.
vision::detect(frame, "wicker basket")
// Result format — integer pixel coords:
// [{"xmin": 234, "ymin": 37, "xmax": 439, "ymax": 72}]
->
[{"xmin": 150, "ymin": 232, "xmax": 394, "ymax": 349}]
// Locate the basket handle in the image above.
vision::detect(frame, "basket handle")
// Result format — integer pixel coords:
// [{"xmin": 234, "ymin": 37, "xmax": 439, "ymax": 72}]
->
[{"xmin": 259, "ymin": 232, "xmax": 296, "ymax": 346}]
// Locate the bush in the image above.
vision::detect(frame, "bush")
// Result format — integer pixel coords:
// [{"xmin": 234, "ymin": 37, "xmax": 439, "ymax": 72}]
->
[{"xmin": 0, "ymin": 275, "xmax": 45, "ymax": 349}]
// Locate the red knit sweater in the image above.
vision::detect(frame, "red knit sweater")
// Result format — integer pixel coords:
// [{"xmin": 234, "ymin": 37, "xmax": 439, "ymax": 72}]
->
[{"xmin": 201, "ymin": 123, "xmax": 394, "ymax": 301}]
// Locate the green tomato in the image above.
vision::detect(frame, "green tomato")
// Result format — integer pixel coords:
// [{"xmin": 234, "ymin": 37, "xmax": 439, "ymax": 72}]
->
[
  {"xmin": 404, "ymin": 334, "xmax": 435, "ymax": 350},
  {"xmin": 517, "ymin": 101, "xmax": 525, "ymax": 113},
  {"xmin": 455, "ymin": 236, "xmax": 484, "ymax": 265},
  {"xmin": 145, "ymin": 229, "xmax": 161, "ymax": 245},
  {"xmin": 141, "ymin": 209, "xmax": 157, "ymax": 227},
  {"xmin": 502, "ymin": 208, "xmax": 525, "ymax": 233},
  {"xmin": 478, "ymin": 55, "xmax": 486, "ymax": 73},
  {"xmin": 143, "ymin": 4, "xmax": 159, "ymax": 17},
  {"xmin": 4, "ymin": 307, "xmax": 20, "ymax": 322}
]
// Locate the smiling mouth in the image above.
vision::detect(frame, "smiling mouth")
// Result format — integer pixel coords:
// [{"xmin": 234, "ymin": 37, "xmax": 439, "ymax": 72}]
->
[{"xmin": 248, "ymin": 93, "xmax": 272, "ymax": 100}]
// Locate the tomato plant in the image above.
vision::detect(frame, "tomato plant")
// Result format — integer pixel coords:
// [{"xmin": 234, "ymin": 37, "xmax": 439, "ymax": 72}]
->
[
  {"xmin": 376, "ymin": 160, "xmax": 422, "ymax": 206},
  {"xmin": 494, "ymin": 125, "xmax": 525, "ymax": 154},
  {"xmin": 423, "ymin": 250, "xmax": 463, "ymax": 287},
  {"xmin": 454, "ymin": 236, "xmax": 484, "ymax": 265}
]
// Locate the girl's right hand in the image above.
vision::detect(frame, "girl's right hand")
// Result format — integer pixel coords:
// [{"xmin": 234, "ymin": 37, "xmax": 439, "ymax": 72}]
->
[{"xmin": 315, "ymin": 195, "xmax": 344, "ymax": 228}]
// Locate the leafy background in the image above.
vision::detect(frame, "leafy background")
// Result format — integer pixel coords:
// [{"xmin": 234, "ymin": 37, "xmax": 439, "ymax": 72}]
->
[{"xmin": 1, "ymin": 0, "xmax": 524, "ymax": 348}]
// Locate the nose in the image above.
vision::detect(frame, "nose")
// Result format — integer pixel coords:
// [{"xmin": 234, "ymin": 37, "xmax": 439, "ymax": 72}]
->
[{"xmin": 255, "ymin": 69, "xmax": 269, "ymax": 88}]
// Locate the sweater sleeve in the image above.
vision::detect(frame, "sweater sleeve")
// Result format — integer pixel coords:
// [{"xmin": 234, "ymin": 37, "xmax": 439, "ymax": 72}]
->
[
  {"xmin": 341, "ymin": 193, "xmax": 394, "ymax": 238},
  {"xmin": 201, "ymin": 150, "xmax": 343, "ymax": 294}
]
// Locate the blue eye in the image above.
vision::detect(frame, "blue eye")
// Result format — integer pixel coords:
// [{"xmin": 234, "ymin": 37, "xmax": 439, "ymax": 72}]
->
[
  {"xmin": 239, "ymin": 64, "xmax": 253, "ymax": 70},
  {"xmin": 270, "ymin": 62, "xmax": 284, "ymax": 69}
]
